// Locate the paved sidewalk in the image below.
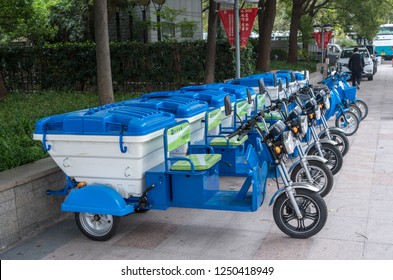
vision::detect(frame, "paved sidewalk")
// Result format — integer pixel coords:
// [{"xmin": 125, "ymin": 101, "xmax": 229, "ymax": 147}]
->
[{"xmin": 1, "ymin": 62, "xmax": 393, "ymax": 260}]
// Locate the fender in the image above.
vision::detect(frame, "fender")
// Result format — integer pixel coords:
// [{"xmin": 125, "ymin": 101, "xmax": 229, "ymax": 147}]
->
[
  {"xmin": 269, "ymin": 182, "xmax": 320, "ymax": 206},
  {"xmin": 304, "ymin": 139, "xmax": 337, "ymax": 154},
  {"xmin": 318, "ymin": 127, "xmax": 346, "ymax": 137},
  {"xmin": 288, "ymin": 155, "xmax": 328, "ymax": 174},
  {"xmin": 61, "ymin": 185, "xmax": 135, "ymax": 216}
]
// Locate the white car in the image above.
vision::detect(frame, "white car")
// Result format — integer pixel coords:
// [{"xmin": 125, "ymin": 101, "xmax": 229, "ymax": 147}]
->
[{"xmin": 336, "ymin": 47, "xmax": 374, "ymax": 80}]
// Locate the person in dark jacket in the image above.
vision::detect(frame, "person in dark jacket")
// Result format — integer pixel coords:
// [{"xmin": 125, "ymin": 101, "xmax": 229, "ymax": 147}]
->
[{"xmin": 348, "ymin": 47, "xmax": 365, "ymax": 89}]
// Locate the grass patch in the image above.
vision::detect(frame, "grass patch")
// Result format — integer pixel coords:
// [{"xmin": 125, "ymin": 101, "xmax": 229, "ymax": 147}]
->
[
  {"xmin": 0, "ymin": 90, "xmax": 140, "ymax": 172},
  {"xmin": 269, "ymin": 61, "xmax": 317, "ymax": 72}
]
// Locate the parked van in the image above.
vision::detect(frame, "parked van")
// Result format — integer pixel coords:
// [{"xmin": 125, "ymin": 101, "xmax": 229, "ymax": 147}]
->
[{"xmin": 326, "ymin": 44, "xmax": 342, "ymax": 64}]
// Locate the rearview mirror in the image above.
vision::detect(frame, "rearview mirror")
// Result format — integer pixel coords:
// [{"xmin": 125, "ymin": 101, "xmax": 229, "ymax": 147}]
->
[
  {"xmin": 258, "ymin": 78, "xmax": 266, "ymax": 93},
  {"xmin": 290, "ymin": 70, "xmax": 295, "ymax": 82},
  {"xmin": 246, "ymin": 88, "xmax": 252, "ymax": 104},
  {"xmin": 273, "ymin": 73, "xmax": 277, "ymax": 87},
  {"xmin": 285, "ymin": 77, "xmax": 289, "ymax": 89},
  {"xmin": 278, "ymin": 79, "xmax": 283, "ymax": 93},
  {"xmin": 224, "ymin": 95, "xmax": 232, "ymax": 116}
]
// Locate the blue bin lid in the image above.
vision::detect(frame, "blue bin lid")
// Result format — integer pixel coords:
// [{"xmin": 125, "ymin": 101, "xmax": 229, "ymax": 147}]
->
[
  {"xmin": 276, "ymin": 71, "xmax": 295, "ymax": 83},
  {"xmin": 143, "ymin": 90, "xmax": 237, "ymax": 108},
  {"xmin": 277, "ymin": 70, "xmax": 306, "ymax": 81},
  {"xmin": 122, "ymin": 96, "xmax": 209, "ymax": 118},
  {"xmin": 180, "ymin": 83, "xmax": 254, "ymax": 100},
  {"xmin": 227, "ymin": 73, "xmax": 287, "ymax": 87},
  {"xmin": 34, "ymin": 103, "xmax": 176, "ymax": 136}
]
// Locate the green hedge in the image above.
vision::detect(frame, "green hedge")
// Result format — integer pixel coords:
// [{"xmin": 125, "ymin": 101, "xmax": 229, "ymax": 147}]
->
[{"xmin": 0, "ymin": 40, "xmax": 256, "ymax": 93}]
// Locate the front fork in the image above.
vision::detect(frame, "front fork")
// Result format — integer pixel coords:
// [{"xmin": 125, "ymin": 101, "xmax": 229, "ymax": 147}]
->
[
  {"xmin": 310, "ymin": 125, "xmax": 324, "ymax": 156},
  {"xmin": 320, "ymin": 115, "xmax": 332, "ymax": 140},
  {"xmin": 295, "ymin": 141, "xmax": 314, "ymax": 184},
  {"xmin": 276, "ymin": 162, "xmax": 303, "ymax": 219}
]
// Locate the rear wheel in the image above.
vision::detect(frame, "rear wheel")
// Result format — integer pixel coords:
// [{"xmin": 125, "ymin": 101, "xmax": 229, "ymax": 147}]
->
[
  {"xmin": 273, "ymin": 189, "xmax": 327, "ymax": 239},
  {"xmin": 355, "ymin": 100, "xmax": 368, "ymax": 120},
  {"xmin": 290, "ymin": 160, "xmax": 334, "ymax": 197},
  {"xmin": 335, "ymin": 111, "xmax": 359, "ymax": 136},
  {"xmin": 75, "ymin": 212, "xmax": 120, "ymax": 241}
]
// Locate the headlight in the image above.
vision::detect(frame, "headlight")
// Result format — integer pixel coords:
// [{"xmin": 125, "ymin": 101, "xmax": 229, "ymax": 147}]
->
[
  {"xmin": 315, "ymin": 106, "xmax": 321, "ymax": 120},
  {"xmin": 365, "ymin": 61, "xmax": 372, "ymax": 65},
  {"xmin": 300, "ymin": 115, "xmax": 308, "ymax": 134},
  {"xmin": 282, "ymin": 131, "xmax": 295, "ymax": 154},
  {"xmin": 324, "ymin": 97, "xmax": 330, "ymax": 110}
]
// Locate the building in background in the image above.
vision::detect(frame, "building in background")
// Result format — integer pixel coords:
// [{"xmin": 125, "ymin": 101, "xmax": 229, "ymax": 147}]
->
[{"xmin": 108, "ymin": 0, "xmax": 203, "ymax": 42}]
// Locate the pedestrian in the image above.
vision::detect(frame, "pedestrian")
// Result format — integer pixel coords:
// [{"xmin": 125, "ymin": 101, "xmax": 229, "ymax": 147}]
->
[{"xmin": 348, "ymin": 47, "xmax": 365, "ymax": 89}]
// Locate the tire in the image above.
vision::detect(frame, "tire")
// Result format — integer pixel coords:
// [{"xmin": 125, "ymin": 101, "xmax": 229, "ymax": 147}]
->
[
  {"xmin": 134, "ymin": 208, "xmax": 150, "ymax": 213},
  {"xmin": 307, "ymin": 142, "xmax": 343, "ymax": 175},
  {"xmin": 75, "ymin": 212, "xmax": 120, "ymax": 241},
  {"xmin": 273, "ymin": 189, "xmax": 328, "ymax": 239},
  {"xmin": 319, "ymin": 130, "xmax": 350, "ymax": 157},
  {"xmin": 348, "ymin": 104, "xmax": 362, "ymax": 121},
  {"xmin": 355, "ymin": 100, "xmax": 368, "ymax": 120},
  {"xmin": 290, "ymin": 160, "xmax": 334, "ymax": 197},
  {"xmin": 335, "ymin": 111, "xmax": 359, "ymax": 136},
  {"xmin": 368, "ymin": 75, "xmax": 373, "ymax": 81}
]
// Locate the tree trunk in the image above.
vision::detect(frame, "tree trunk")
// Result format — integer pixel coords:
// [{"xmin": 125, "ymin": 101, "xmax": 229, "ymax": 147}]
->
[
  {"xmin": 0, "ymin": 72, "xmax": 7, "ymax": 100},
  {"xmin": 204, "ymin": 0, "xmax": 219, "ymax": 84},
  {"xmin": 287, "ymin": 0, "xmax": 305, "ymax": 65},
  {"xmin": 94, "ymin": 0, "xmax": 114, "ymax": 105},
  {"xmin": 256, "ymin": 0, "xmax": 277, "ymax": 72}
]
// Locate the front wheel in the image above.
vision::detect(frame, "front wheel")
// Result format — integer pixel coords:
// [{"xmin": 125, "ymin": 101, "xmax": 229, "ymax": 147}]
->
[
  {"xmin": 335, "ymin": 111, "xmax": 359, "ymax": 136},
  {"xmin": 273, "ymin": 189, "xmax": 328, "ymax": 239},
  {"xmin": 355, "ymin": 100, "xmax": 369, "ymax": 120},
  {"xmin": 348, "ymin": 104, "xmax": 362, "ymax": 121},
  {"xmin": 319, "ymin": 130, "xmax": 350, "ymax": 157},
  {"xmin": 290, "ymin": 160, "xmax": 334, "ymax": 197},
  {"xmin": 307, "ymin": 142, "xmax": 343, "ymax": 175},
  {"xmin": 75, "ymin": 212, "xmax": 121, "ymax": 241}
]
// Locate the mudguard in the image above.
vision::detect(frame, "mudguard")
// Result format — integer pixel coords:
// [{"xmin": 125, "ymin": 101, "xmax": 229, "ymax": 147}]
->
[
  {"xmin": 305, "ymin": 139, "xmax": 337, "ymax": 154},
  {"xmin": 318, "ymin": 127, "xmax": 346, "ymax": 137},
  {"xmin": 288, "ymin": 155, "xmax": 328, "ymax": 174},
  {"xmin": 269, "ymin": 182, "xmax": 320, "ymax": 206},
  {"xmin": 61, "ymin": 185, "xmax": 135, "ymax": 216}
]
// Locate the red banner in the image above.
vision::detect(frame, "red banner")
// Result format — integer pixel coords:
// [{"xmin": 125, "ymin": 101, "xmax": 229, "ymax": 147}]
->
[
  {"xmin": 313, "ymin": 31, "xmax": 333, "ymax": 49},
  {"xmin": 218, "ymin": 8, "xmax": 258, "ymax": 48}
]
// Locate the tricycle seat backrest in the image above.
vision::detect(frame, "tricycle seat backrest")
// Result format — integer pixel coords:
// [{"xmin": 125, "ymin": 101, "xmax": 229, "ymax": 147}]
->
[
  {"xmin": 164, "ymin": 120, "xmax": 221, "ymax": 173},
  {"xmin": 164, "ymin": 121, "xmax": 191, "ymax": 152}
]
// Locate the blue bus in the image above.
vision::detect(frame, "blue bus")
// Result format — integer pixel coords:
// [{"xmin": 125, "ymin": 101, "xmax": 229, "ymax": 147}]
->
[{"xmin": 374, "ymin": 24, "xmax": 393, "ymax": 60}]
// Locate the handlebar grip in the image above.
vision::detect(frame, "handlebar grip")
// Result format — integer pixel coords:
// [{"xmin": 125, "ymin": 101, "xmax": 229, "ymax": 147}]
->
[{"xmin": 225, "ymin": 130, "xmax": 240, "ymax": 140}]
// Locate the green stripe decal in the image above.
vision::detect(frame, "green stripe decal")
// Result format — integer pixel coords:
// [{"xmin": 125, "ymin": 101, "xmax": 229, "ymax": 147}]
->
[
  {"xmin": 207, "ymin": 109, "xmax": 222, "ymax": 131},
  {"xmin": 256, "ymin": 94, "xmax": 266, "ymax": 110},
  {"xmin": 166, "ymin": 122, "xmax": 191, "ymax": 152},
  {"xmin": 236, "ymin": 99, "xmax": 248, "ymax": 117}
]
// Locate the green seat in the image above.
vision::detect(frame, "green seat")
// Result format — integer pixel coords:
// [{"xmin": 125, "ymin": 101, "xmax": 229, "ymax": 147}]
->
[
  {"xmin": 264, "ymin": 111, "xmax": 282, "ymax": 120},
  {"xmin": 210, "ymin": 135, "xmax": 248, "ymax": 146},
  {"xmin": 257, "ymin": 122, "xmax": 269, "ymax": 131},
  {"xmin": 170, "ymin": 154, "xmax": 222, "ymax": 171}
]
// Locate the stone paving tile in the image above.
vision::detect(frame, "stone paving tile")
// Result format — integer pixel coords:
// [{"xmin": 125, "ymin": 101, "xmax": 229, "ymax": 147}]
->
[
  {"xmin": 370, "ymin": 184, "xmax": 393, "ymax": 201},
  {"xmin": 327, "ymin": 197, "xmax": 370, "ymax": 218},
  {"xmin": 368, "ymin": 200, "xmax": 393, "ymax": 220},
  {"xmin": 252, "ymin": 232, "xmax": 315, "ymax": 260},
  {"xmin": 363, "ymin": 242, "xmax": 393, "ymax": 260},
  {"xmin": 305, "ymin": 239, "xmax": 365, "ymax": 260},
  {"xmin": 42, "ymin": 239, "xmax": 113, "ymax": 260},
  {"xmin": 317, "ymin": 215, "xmax": 368, "ymax": 242},
  {"xmin": 366, "ymin": 219, "xmax": 393, "ymax": 244},
  {"xmin": 114, "ymin": 221, "xmax": 180, "ymax": 250}
]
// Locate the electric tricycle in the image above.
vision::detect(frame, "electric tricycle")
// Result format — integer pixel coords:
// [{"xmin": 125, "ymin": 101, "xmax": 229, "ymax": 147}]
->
[{"xmin": 35, "ymin": 97, "xmax": 328, "ymax": 241}]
